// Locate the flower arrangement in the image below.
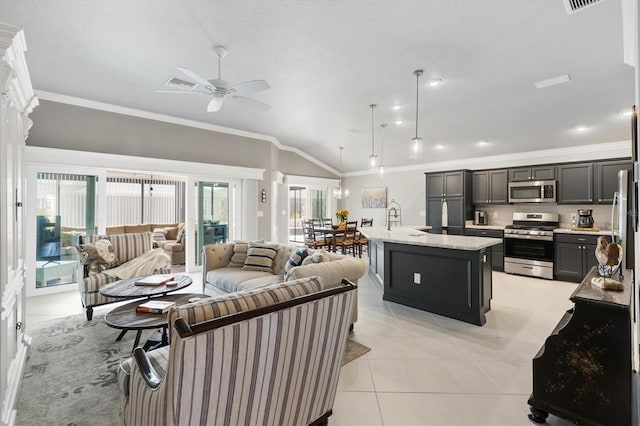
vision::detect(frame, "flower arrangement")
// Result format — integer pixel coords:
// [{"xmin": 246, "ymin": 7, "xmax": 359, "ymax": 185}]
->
[{"xmin": 335, "ymin": 209, "xmax": 349, "ymax": 222}]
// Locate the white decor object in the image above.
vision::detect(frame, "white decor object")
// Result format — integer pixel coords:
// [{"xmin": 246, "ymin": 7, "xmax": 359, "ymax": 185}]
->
[
  {"xmin": 410, "ymin": 69, "xmax": 424, "ymax": 160},
  {"xmin": 368, "ymin": 104, "xmax": 378, "ymax": 169},
  {"xmin": 334, "ymin": 147, "xmax": 349, "ymax": 199},
  {"xmin": 379, "ymin": 123, "xmax": 387, "ymax": 177},
  {"xmin": 0, "ymin": 21, "xmax": 38, "ymax": 426}
]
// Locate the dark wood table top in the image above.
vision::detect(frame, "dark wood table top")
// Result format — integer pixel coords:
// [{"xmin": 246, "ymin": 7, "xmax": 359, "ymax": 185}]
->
[
  {"xmin": 104, "ymin": 292, "xmax": 209, "ymax": 331},
  {"xmin": 99, "ymin": 274, "xmax": 192, "ymax": 298}
]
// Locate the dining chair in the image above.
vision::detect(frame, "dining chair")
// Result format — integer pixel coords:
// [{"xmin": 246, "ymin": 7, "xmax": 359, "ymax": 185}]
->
[
  {"xmin": 336, "ymin": 221, "xmax": 358, "ymax": 256},
  {"xmin": 303, "ymin": 219, "xmax": 330, "ymax": 249},
  {"xmin": 357, "ymin": 218, "xmax": 373, "ymax": 257},
  {"xmin": 322, "ymin": 218, "xmax": 333, "ymax": 227}
]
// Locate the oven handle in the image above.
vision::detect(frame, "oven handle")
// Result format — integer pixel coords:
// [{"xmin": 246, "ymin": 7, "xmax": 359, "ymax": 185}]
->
[{"xmin": 504, "ymin": 234, "xmax": 554, "ymax": 241}]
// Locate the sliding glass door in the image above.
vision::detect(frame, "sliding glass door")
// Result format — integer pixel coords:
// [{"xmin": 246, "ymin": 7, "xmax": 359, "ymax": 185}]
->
[
  {"xmin": 196, "ymin": 182, "xmax": 231, "ymax": 264},
  {"xmin": 35, "ymin": 173, "xmax": 96, "ymax": 288},
  {"xmin": 288, "ymin": 186, "xmax": 328, "ymax": 243}
]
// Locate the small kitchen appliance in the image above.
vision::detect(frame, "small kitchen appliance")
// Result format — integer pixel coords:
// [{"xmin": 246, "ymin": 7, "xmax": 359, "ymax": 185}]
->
[
  {"xmin": 474, "ymin": 211, "xmax": 488, "ymax": 225},
  {"xmin": 504, "ymin": 212, "xmax": 559, "ymax": 280},
  {"xmin": 577, "ymin": 209, "xmax": 594, "ymax": 229}
]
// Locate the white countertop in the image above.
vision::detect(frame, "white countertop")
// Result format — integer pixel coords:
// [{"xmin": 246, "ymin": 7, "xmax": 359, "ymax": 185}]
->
[
  {"xmin": 360, "ymin": 227, "xmax": 502, "ymax": 251},
  {"xmin": 554, "ymin": 228, "xmax": 614, "ymax": 236}
]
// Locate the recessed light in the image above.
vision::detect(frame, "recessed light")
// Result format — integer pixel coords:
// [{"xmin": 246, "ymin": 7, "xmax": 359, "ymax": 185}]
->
[
  {"xmin": 425, "ymin": 78, "xmax": 443, "ymax": 87},
  {"xmin": 573, "ymin": 125, "xmax": 589, "ymax": 132},
  {"xmin": 435, "ymin": 144, "xmax": 445, "ymax": 149},
  {"xmin": 534, "ymin": 74, "xmax": 571, "ymax": 89},
  {"xmin": 477, "ymin": 140, "xmax": 490, "ymax": 146},
  {"xmin": 395, "ymin": 120, "xmax": 403, "ymax": 125},
  {"xmin": 619, "ymin": 109, "xmax": 633, "ymax": 117},
  {"xmin": 392, "ymin": 105, "xmax": 402, "ymax": 110}
]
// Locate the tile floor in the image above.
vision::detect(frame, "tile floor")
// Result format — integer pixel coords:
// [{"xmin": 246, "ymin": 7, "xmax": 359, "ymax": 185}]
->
[{"xmin": 25, "ymin": 269, "xmax": 587, "ymax": 425}]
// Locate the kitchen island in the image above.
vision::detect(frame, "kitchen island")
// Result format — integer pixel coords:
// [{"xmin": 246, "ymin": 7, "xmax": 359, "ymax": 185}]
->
[{"xmin": 361, "ymin": 227, "xmax": 502, "ymax": 326}]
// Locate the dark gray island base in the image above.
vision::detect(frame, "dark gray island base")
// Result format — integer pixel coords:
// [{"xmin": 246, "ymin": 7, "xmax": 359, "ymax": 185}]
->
[{"xmin": 382, "ymin": 242, "xmax": 493, "ymax": 326}]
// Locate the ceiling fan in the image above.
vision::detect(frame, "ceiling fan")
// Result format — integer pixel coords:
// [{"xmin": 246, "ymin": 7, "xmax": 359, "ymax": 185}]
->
[{"xmin": 156, "ymin": 46, "xmax": 271, "ymax": 112}]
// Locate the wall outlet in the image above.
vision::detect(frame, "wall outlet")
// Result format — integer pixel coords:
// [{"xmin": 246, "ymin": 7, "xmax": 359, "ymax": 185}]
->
[
  {"xmin": 413, "ymin": 272, "xmax": 421, "ymax": 285},
  {"xmin": 419, "ymin": 210, "xmax": 426, "ymax": 217},
  {"xmin": 257, "ymin": 210, "xmax": 264, "ymax": 217},
  {"xmin": 493, "ymin": 211, "xmax": 498, "ymax": 218}
]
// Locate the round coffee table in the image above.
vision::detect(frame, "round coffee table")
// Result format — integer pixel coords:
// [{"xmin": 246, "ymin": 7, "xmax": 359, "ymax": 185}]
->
[
  {"xmin": 99, "ymin": 274, "xmax": 192, "ymax": 298},
  {"xmin": 104, "ymin": 292, "xmax": 208, "ymax": 351}
]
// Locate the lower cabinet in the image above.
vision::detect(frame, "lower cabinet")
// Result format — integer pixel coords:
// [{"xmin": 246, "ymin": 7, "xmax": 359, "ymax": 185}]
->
[
  {"xmin": 465, "ymin": 228, "xmax": 504, "ymax": 271},
  {"xmin": 368, "ymin": 240, "xmax": 384, "ymax": 286},
  {"xmin": 554, "ymin": 233, "xmax": 599, "ymax": 282}
]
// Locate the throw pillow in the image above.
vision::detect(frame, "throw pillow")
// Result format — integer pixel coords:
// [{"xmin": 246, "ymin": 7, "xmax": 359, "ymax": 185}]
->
[
  {"xmin": 284, "ymin": 247, "xmax": 309, "ymax": 277},
  {"xmin": 94, "ymin": 238, "xmax": 116, "ymax": 263},
  {"xmin": 152, "ymin": 228, "xmax": 169, "ymax": 242},
  {"xmin": 242, "ymin": 242, "xmax": 279, "ymax": 272},
  {"xmin": 229, "ymin": 240, "xmax": 264, "ymax": 267},
  {"xmin": 176, "ymin": 227, "xmax": 186, "ymax": 244},
  {"xmin": 165, "ymin": 226, "xmax": 179, "ymax": 240},
  {"xmin": 74, "ymin": 242, "xmax": 117, "ymax": 274},
  {"xmin": 301, "ymin": 250, "xmax": 330, "ymax": 266}
]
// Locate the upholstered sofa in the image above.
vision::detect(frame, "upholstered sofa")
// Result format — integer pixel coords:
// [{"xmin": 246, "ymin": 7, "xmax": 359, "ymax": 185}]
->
[
  {"xmin": 77, "ymin": 232, "xmax": 171, "ymax": 320},
  {"xmin": 105, "ymin": 222, "xmax": 182, "ymax": 235},
  {"xmin": 201, "ymin": 242, "xmax": 366, "ymax": 325},
  {"xmin": 153, "ymin": 224, "xmax": 186, "ymax": 265},
  {"xmin": 118, "ymin": 276, "xmax": 356, "ymax": 426}
]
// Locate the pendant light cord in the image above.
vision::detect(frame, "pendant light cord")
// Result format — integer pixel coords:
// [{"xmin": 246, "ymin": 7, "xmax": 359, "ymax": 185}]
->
[
  {"xmin": 370, "ymin": 104, "xmax": 376, "ymax": 155},
  {"xmin": 414, "ymin": 70, "xmax": 422, "ymax": 139}
]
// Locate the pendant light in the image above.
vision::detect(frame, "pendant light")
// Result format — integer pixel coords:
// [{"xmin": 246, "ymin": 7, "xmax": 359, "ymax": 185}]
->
[
  {"xmin": 334, "ymin": 146, "xmax": 350, "ymax": 199},
  {"xmin": 410, "ymin": 69, "xmax": 424, "ymax": 160},
  {"xmin": 368, "ymin": 104, "xmax": 378, "ymax": 169},
  {"xmin": 379, "ymin": 123, "xmax": 387, "ymax": 177}
]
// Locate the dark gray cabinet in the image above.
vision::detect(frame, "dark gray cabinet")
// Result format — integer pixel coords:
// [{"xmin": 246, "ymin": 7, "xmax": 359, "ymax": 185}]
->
[
  {"xmin": 367, "ymin": 240, "xmax": 384, "ymax": 286},
  {"xmin": 472, "ymin": 170, "xmax": 508, "ymax": 204},
  {"xmin": 595, "ymin": 160, "xmax": 632, "ymax": 204},
  {"xmin": 557, "ymin": 163, "xmax": 594, "ymax": 204},
  {"xmin": 554, "ymin": 233, "xmax": 599, "ymax": 282},
  {"xmin": 508, "ymin": 166, "xmax": 556, "ymax": 182},
  {"xmin": 465, "ymin": 228, "xmax": 504, "ymax": 271},
  {"xmin": 425, "ymin": 171, "xmax": 472, "ymax": 235}
]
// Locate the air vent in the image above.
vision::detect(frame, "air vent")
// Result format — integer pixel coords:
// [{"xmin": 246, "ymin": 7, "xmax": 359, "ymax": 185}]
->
[
  {"xmin": 562, "ymin": 0, "xmax": 606, "ymax": 14},
  {"xmin": 165, "ymin": 77, "xmax": 196, "ymax": 90}
]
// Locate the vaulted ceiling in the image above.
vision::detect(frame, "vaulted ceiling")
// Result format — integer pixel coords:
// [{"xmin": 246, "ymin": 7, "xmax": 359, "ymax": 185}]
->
[{"xmin": 1, "ymin": 0, "xmax": 634, "ymax": 172}]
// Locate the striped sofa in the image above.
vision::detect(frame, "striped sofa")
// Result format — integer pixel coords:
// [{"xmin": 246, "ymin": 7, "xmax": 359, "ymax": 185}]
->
[
  {"xmin": 119, "ymin": 276, "xmax": 356, "ymax": 426},
  {"xmin": 78, "ymin": 232, "xmax": 171, "ymax": 320},
  {"xmin": 202, "ymin": 243, "xmax": 366, "ymax": 327}
]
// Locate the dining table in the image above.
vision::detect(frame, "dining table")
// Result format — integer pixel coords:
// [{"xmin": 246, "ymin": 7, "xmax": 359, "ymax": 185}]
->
[{"xmin": 314, "ymin": 225, "xmax": 352, "ymax": 253}]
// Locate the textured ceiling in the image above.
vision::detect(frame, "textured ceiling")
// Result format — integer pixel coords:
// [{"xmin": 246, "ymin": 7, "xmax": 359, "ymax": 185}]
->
[{"xmin": 1, "ymin": 0, "xmax": 634, "ymax": 172}]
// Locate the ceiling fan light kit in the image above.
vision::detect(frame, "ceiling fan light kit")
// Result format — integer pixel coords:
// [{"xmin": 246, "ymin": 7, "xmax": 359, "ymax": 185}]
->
[
  {"xmin": 158, "ymin": 46, "xmax": 271, "ymax": 113},
  {"xmin": 410, "ymin": 69, "xmax": 424, "ymax": 160}
]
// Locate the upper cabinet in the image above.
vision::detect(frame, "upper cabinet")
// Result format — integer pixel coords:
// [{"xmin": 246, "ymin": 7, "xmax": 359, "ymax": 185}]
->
[
  {"xmin": 426, "ymin": 171, "xmax": 465, "ymax": 198},
  {"xmin": 472, "ymin": 170, "xmax": 508, "ymax": 204},
  {"xmin": 557, "ymin": 163, "xmax": 594, "ymax": 204},
  {"xmin": 594, "ymin": 160, "xmax": 633, "ymax": 204},
  {"xmin": 508, "ymin": 166, "xmax": 556, "ymax": 182}
]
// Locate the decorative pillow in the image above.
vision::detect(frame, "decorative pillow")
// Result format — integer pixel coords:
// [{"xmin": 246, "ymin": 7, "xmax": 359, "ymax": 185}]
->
[
  {"xmin": 176, "ymin": 227, "xmax": 186, "ymax": 244},
  {"xmin": 74, "ymin": 242, "xmax": 117, "ymax": 274},
  {"xmin": 152, "ymin": 228, "xmax": 169, "ymax": 242},
  {"xmin": 94, "ymin": 239, "xmax": 116, "ymax": 262},
  {"xmin": 284, "ymin": 247, "xmax": 309, "ymax": 277},
  {"xmin": 229, "ymin": 240, "xmax": 264, "ymax": 267},
  {"xmin": 165, "ymin": 226, "xmax": 179, "ymax": 240},
  {"xmin": 242, "ymin": 242, "xmax": 279, "ymax": 272},
  {"xmin": 301, "ymin": 250, "xmax": 330, "ymax": 266}
]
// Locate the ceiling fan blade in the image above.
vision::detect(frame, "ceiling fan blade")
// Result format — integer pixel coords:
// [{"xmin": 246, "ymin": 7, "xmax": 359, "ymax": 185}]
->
[
  {"xmin": 228, "ymin": 79, "xmax": 270, "ymax": 94},
  {"xmin": 231, "ymin": 95, "xmax": 271, "ymax": 112},
  {"xmin": 207, "ymin": 96, "xmax": 225, "ymax": 112},
  {"xmin": 154, "ymin": 89, "xmax": 209, "ymax": 94},
  {"xmin": 176, "ymin": 66, "xmax": 216, "ymax": 89}
]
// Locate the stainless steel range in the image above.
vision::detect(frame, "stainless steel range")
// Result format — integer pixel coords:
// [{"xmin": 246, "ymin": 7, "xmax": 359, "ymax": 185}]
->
[{"xmin": 504, "ymin": 212, "xmax": 559, "ymax": 280}]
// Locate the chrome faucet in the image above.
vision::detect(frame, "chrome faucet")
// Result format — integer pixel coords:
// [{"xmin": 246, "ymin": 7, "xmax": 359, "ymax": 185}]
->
[{"xmin": 387, "ymin": 207, "xmax": 398, "ymax": 231}]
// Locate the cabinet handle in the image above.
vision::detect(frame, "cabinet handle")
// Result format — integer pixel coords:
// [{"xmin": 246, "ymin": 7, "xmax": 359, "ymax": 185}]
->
[
  {"xmin": 577, "ymin": 238, "xmax": 586, "ymax": 241},
  {"xmin": 598, "ymin": 199, "xmax": 602, "ymax": 202}
]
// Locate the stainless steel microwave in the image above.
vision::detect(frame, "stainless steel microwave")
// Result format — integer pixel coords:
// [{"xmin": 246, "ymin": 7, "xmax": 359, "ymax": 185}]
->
[{"xmin": 508, "ymin": 180, "xmax": 556, "ymax": 203}]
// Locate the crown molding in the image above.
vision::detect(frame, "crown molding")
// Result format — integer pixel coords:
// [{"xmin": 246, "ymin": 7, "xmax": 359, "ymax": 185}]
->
[
  {"xmin": 343, "ymin": 140, "xmax": 632, "ymax": 177},
  {"xmin": 621, "ymin": 0, "xmax": 637, "ymax": 67},
  {"xmin": 0, "ymin": 22, "xmax": 38, "ymax": 115},
  {"xmin": 34, "ymin": 90, "xmax": 339, "ymax": 176}
]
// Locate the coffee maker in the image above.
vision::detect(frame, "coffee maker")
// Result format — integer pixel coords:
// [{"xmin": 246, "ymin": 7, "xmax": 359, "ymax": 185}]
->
[
  {"xmin": 577, "ymin": 209, "xmax": 594, "ymax": 228},
  {"xmin": 474, "ymin": 211, "xmax": 488, "ymax": 225}
]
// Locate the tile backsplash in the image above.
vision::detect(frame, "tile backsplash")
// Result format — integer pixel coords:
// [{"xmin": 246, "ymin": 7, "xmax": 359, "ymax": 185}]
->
[{"xmin": 474, "ymin": 204, "xmax": 613, "ymax": 229}]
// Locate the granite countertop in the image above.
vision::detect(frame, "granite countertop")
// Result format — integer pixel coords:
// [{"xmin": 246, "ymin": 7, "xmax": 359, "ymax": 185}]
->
[
  {"xmin": 360, "ymin": 227, "xmax": 501, "ymax": 251},
  {"xmin": 554, "ymin": 228, "xmax": 614, "ymax": 236},
  {"xmin": 465, "ymin": 224, "xmax": 506, "ymax": 230}
]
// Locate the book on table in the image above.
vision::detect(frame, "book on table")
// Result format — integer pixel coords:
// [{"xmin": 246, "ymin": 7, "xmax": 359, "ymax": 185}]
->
[
  {"xmin": 134, "ymin": 275, "xmax": 174, "ymax": 286},
  {"xmin": 136, "ymin": 300, "xmax": 176, "ymax": 314}
]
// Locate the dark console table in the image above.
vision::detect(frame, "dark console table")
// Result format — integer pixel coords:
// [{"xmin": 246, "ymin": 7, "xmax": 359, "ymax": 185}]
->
[{"xmin": 528, "ymin": 266, "xmax": 632, "ymax": 425}]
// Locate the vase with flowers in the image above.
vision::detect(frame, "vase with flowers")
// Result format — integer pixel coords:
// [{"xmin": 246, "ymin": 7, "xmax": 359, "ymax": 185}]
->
[{"xmin": 335, "ymin": 209, "xmax": 349, "ymax": 227}]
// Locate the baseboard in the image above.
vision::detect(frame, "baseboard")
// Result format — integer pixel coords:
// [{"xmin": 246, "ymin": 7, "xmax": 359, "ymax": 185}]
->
[{"xmin": 0, "ymin": 337, "xmax": 30, "ymax": 426}]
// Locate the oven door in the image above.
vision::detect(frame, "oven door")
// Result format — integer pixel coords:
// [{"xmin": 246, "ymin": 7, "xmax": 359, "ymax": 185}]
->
[{"xmin": 504, "ymin": 236, "xmax": 554, "ymax": 263}]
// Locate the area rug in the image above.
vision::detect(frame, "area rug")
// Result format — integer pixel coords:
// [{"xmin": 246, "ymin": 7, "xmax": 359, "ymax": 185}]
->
[{"xmin": 16, "ymin": 312, "xmax": 370, "ymax": 425}]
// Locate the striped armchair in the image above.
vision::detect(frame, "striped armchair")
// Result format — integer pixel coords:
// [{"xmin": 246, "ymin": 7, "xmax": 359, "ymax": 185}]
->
[
  {"xmin": 119, "ymin": 276, "xmax": 356, "ymax": 426},
  {"xmin": 78, "ymin": 232, "xmax": 171, "ymax": 320}
]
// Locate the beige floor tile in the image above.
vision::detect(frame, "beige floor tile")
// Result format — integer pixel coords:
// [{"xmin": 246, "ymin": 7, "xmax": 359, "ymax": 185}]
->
[
  {"xmin": 356, "ymin": 335, "xmax": 419, "ymax": 360},
  {"xmin": 377, "ymin": 393, "xmax": 456, "ymax": 425},
  {"xmin": 441, "ymin": 393, "xmax": 533, "ymax": 426},
  {"xmin": 477, "ymin": 360, "xmax": 532, "ymax": 395},
  {"xmin": 329, "ymin": 391, "xmax": 383, "ymax": 426},
  {"xmin": 337, "ymin": 357, "xmax": 375, "ymax": 392}
]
